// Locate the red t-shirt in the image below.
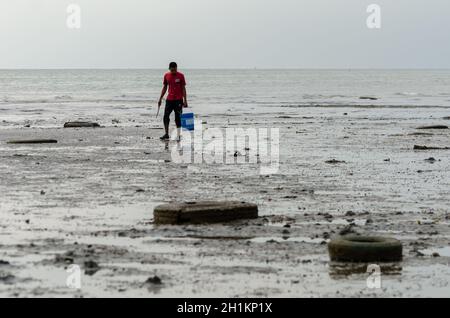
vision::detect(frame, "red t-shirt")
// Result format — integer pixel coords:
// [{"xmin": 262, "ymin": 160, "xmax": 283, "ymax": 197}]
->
[{"xmin": 163, "ymin": 72, "xmax": 186, "ymax": 101}]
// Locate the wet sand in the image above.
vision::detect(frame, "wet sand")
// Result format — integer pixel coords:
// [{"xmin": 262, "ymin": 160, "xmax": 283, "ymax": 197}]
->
[{"xmin": 1, "ymin": 106, "xmax": 450, "ymax": 297}]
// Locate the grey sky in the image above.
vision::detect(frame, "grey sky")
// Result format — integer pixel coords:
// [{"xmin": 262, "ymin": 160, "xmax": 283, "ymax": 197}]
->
[{"xmin": 1, "ymin": 0, "xmax": 449, "ymax": 69}]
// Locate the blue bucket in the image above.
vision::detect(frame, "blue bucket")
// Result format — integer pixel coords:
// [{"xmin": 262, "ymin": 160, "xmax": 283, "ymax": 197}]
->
[{"xmin": 181, "ymin": 112, "xmax": 195, "ymax": 131}]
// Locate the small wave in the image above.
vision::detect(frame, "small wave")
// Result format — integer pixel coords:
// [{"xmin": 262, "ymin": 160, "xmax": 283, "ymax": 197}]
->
[
  {"xmin": 54, "ymin": 95, "xmax": 73, "ymax": 100},
  {"xmin": 280, "ymin": 104, "xmax": 450, "ymax": 109},
  {"xmin": 394, "ymin": 92, "xmax": 430, "ymax": 97}
]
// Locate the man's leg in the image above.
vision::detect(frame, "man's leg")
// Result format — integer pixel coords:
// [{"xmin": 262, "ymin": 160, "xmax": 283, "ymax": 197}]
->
[
  {"xmin": 174, "ymin": 101, "xmax": 183, "ymax": 140},
  {"xmin": 163, "ymin": 101, "xmax": 174, "ymax": 137}
]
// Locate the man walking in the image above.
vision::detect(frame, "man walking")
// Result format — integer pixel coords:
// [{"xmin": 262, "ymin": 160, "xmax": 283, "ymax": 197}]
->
[{"xmin": 158, "ymin": 62, "xmax": 188, "ymax": 140}]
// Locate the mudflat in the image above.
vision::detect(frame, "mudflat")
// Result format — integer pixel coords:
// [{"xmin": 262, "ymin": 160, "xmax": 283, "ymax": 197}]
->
[{"xmin": 0, "ymin": 107, "xmax": 450, "ymax": 297}]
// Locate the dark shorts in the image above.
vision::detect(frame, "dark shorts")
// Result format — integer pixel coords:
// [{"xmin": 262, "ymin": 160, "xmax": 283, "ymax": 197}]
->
[{"xmin": 164, "ymin": 100, "xmax": 183, "ymax": 128}]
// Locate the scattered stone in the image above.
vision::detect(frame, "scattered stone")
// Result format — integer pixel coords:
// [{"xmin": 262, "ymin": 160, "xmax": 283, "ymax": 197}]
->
[
  {"xmin": 325, "ymin": 159, "xmax": 346, "ymax": 164},
  {"xmin": 84, "ymin": 260, "xmax": 100, "ymax": 276},
  {"xmin": 154, "ymin": 201, "xmax": 258, "ymax": 225},
  {"xmin": 432, "ymin": 252, "xmax": 440, "ymax": 258},
  {"xmin": 0, "ymin": 260, "xmax": 10, "ymax": 265},
  {"xmin": 145, "ymin": 276, "xmax": 162, "ymax": 285},
  {"xmin": 339, "ymin": 224, "xmax": 356, "ymax": 236},
  {"xmin": 7, "ymin": 139, "xmax": 57, "ymax": 144},
  {"xmin": 384, "ymin": 158, "xmax": 391, "ymax": 162},
  {"xmin": 64, "ymin": 122, "xmax": 100, "ymax": 128},
  {"xmin": 345, "ymin": 211, "xmax": 356, "ymax": 217},
  {"xmin": 40, "ymin": 190, "xmax": 46, "ymax": 195},
  {"xmin": 359, "ymin": 96, "xmax": 378, "ymax": 100},
  {"xmin": 416, "ymin": 125, "xmax": 448, "ymax": 130},
  {"xmin": 424, "ymin": 157, "xmax": 436, "ymax": 163},
  {"xmin": 135, "ymin": 188, "xmax": 145, "ymax": 193},
  {"xmin": 322, "ymin": 213, "xmax": 334, "ymax": 220}
]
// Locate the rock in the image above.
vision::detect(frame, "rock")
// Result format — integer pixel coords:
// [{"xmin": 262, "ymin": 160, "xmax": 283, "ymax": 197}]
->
[
  {"xmin": 339, "ymin": 224, "xmax": 356, "ymax": 236},
  {"xmin": 7, "ymin": 139, "xmax": 57, "ymax": 144},
  {"xmin": 416, "ymin": 125, "xmax": 448, "ymax": 130},
  {"xmin": 0, "ymin": 260, "xmax": 10, "ymax": 265},
  {"xmin": 359, "ymin": 96, "xmax": 378, "ymax": 100},
  {"xmin": 424, "ymin": 157, "xmax": 436, "ymax": 163},
  {"xmin": 345, "ymin": 211, "xmax": 356, "ymax": 217},
  {"xmin": 154, "ymin": 201, "xmax": 258, "ymax": 225},
  {"xmin": 414, "ymin": 145, "xmax": 450, "ymax": 150},
  {"xmin": 145, "ymin": 276, "xmax": 162, "ymax": 285},
  {"xmin": 64, "ymin": 122, "xmax": 100, "ymax": 128},
  {"xmin": 432, "ymin": 252, "xmax": 440, "ymax": 258},
  {"xmin": 84, "ymin": 260, "xmax": 100, "ymax": 276}
]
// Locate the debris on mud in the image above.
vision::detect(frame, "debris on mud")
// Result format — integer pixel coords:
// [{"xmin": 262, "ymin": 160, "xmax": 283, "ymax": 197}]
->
[
  {"xmin": 416, "ymin": 125, "xmax": 448, "ymax": 130},
  {"xmin": 414, "ymin": 145, "xmax": 450, "ymax": 150},
  {"xmin": 325, "ymin": 159, "xmax": 346, "ymax": 164},
  {"xmin": 64, "ymin": 122, "xmax": 100, "ymax": 128},
  {"xmin": 328, "ymin": 235, "xmax": 403, "ymax": 262},
  {"xmin": 154, "ymin": 201, "xmax": 258, "ymax": 224},
  {"xmin": 7, "ymin": 139, "xmax": 57, "ymax": 144},
  {"xmin": 424, "ymin": 157, "xmax": 437, "ymax": 163}
]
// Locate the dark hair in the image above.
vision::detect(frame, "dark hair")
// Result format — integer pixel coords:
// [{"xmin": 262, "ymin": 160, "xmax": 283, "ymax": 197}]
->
[{"xmin": 169, "ymin": 62, "xmax": 177, "ymax": 69}]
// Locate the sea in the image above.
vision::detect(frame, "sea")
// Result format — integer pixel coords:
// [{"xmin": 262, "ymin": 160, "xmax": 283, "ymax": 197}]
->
[{"xmin": 1, "ymin": 69, "xmax": 450, "ymax": 128}]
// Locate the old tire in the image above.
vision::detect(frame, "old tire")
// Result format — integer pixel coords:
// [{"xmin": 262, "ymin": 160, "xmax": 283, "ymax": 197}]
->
[
  {"xmin": 328, "ymin": 235, "xmax": 403, "ymax": 262},
  {"xmin": 7, "ymin": 139, "xmax": 57, "ymax": 144},
  {"xmin": 154, "ymin": 201, "xmax": 258, "ymax": 225}
]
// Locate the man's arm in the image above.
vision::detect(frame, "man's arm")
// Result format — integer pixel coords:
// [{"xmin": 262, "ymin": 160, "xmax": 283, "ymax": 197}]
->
[
  {"xmin": 183, "ymin": 86, "xmax": 188, "ymax": 107},
  {"xmin": 158, "ymin": 84, "xmax": 168, "ymax": 107}
]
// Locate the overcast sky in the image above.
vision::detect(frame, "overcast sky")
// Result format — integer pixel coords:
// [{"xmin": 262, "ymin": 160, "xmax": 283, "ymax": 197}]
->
[{"xmin": 1, "ymin": 0, "xmax": 449, "ymax": 69}]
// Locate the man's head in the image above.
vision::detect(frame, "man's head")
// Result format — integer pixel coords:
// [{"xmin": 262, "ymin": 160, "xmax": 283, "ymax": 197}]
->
[{"xmin": 169, "ymin": 62, "xmax": 178, "ymax": 74}]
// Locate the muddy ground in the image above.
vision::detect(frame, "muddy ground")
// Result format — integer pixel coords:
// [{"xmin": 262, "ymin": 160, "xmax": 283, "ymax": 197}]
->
[{"xmin": 0, "ymin": 106, "xmax": 449, "ymax": 297}]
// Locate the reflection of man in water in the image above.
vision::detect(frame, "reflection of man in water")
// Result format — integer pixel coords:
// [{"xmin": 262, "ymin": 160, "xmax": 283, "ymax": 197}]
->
[{"xmin": 158, "ymin": 62, "xmax": 188, "ymax": 141}]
